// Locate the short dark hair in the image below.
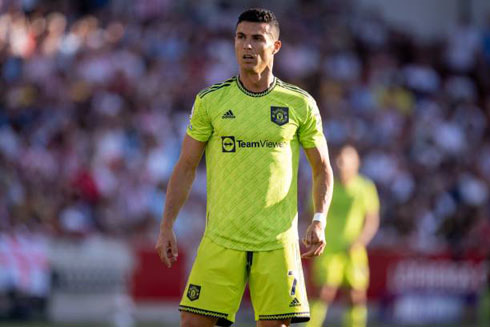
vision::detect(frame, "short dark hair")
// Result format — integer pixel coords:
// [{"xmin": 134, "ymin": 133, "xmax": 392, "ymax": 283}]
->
[{"xmin": 236, "ymin": 8, "xmax": 280, "ymax": 39}]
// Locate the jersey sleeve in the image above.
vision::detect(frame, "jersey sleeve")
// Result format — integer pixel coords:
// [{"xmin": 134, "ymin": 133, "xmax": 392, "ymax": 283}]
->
[
  {"xmin": 186, "ymin": 95, "xmax": 213, "ymax": 142},
  {"xmin": 364, "ymin": 180, "xmax": 380, "ymax": 214},
  {"xmin": 298, "ymin": 98, "xmax": 326, "ymax": 149}
]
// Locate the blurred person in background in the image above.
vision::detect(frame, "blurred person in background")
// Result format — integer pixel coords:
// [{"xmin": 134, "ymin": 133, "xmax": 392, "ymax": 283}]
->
[
  {"xmin": 155, "ymin": 7, "xmax": 333, "ymax": 327},
  {"xmin": 307, "ymin": 145, "xmax": 380, "ymax": 327}
]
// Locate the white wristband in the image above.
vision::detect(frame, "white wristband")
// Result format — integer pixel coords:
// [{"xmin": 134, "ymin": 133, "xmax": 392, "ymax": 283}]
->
[{"xmin": 312, "ymin": 212, "xmax": 326, "ymax": 228}]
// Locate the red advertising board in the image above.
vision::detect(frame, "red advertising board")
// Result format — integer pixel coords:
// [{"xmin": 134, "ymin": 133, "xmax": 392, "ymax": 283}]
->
[
  {"xmin": 130, "ymin": 244, "xmax": 488, "ymax": 314},
  {"xmin": 130, "ymin": 246, "xmax": 186, "ymax": 300},
  {"xmin": 367, "ymin": 248, "xmax": 487, "ymax": 299}
]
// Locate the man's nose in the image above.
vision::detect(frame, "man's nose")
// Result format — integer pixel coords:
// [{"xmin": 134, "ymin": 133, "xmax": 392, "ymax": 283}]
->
[{"xmin": 243, "ymin": 41, "xmax": 252, "ymax": 49}]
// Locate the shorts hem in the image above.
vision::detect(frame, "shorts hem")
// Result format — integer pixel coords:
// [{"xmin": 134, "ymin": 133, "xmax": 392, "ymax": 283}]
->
[
  {"xmin": 179, "ymin": 305, "xmax": 232, "ymax": 326},
  {"xmin": 259, "ymin": 312, "xmax": 310, "ymax": 323}
]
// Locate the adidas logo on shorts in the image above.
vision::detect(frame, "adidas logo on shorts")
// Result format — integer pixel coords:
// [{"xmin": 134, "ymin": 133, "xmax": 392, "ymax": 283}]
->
[
  {"xmin": 289, "ymin": 297, "xmax": 301, "ymax": 307},
  {"xmin": 222, "ymin": 110, "xmax": 235, "ymax": 119}
]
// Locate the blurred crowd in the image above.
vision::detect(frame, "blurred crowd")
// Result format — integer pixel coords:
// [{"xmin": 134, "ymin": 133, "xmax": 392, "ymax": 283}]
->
[{"xmin": 1, "ymin": 0, "xmax": 490, "ymax": 295}]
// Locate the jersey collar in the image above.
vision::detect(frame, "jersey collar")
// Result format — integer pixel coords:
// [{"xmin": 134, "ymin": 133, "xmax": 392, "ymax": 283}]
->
[{"xmin": 236, "ymin": 75, "xmax": 277, "ymax": 97}]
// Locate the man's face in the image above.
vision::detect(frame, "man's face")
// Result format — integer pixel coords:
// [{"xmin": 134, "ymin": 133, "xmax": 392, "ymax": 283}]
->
[
  {"xmin": 336, "ymin": 146, "xmax": 360, "ymax": 180},
  {"xmin": 235, "ymin": 21, "xmax": 281, "ymax": 73}
]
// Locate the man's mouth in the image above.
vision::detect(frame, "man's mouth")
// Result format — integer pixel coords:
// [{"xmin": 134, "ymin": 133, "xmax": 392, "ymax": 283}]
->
[{"xmin": 243, "ymin": 54, "xmax": 254, "ymax": 60}]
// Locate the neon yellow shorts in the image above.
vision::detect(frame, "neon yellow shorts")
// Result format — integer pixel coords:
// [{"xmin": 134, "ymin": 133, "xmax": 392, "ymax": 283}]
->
[
  {"xmin": 179, "ymin": 236, "xmax": 310, "ymax": 326},
  {"xmin": 312, "ymin": 246, "xmax": 369, "ymax": 290}
]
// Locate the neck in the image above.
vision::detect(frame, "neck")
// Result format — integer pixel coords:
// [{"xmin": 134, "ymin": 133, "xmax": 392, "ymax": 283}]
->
[
  {"xmin": 238, "ymin": 67, "xmax": 274, "ymax": 93},
  {"xmin": 340, "ymin": 173, "xmax": 356, "ymax": 186}
]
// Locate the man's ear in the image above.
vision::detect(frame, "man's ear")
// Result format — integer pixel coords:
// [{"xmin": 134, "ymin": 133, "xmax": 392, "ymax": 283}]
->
[{"xmin": 273, "ymin": 40, "xmax": 282, "ymax": 55}]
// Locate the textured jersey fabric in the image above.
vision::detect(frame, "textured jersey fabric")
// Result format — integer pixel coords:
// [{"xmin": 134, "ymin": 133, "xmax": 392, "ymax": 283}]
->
[
  {"xmin": 187, "ymin": 76, "xmax": 325, "ymax": 251},
  {"xmin": 324, "ymin": 175, "xmax": 379, "ymax": 252}
]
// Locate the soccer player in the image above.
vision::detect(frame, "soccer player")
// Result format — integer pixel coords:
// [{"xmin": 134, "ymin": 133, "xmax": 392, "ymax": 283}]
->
[
  {"xmin": 155, "ymin": 8, "xmax": 333, "ymax": 327},
  {"xmin": 307, "ymin": 145, "xmax": 380, "ymax": 327}
]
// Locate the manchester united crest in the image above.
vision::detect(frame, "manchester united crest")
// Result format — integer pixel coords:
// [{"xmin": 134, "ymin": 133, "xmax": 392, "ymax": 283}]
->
[
  {"xmin": 187, "ymin": 284, "xmax": 201, "ymax": 301},
  {"xmin": 271, "ymin": 106, "xmax": 289, "ymax": 126}
]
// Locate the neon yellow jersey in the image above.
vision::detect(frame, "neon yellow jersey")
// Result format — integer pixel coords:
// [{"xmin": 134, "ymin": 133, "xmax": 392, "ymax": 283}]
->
[
  {"xmin": 187, "ymin": 76, "xmax": 326, "ymax": 251},
  {"xmin": 325, "ymin": 175, "xmax": 379, "ymax": 252}
]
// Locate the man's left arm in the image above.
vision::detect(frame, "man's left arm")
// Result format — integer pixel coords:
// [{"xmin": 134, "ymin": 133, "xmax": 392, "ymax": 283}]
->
[{"xmin": 301, "ymin": 140, "xmax": 334, "ymax": 259}]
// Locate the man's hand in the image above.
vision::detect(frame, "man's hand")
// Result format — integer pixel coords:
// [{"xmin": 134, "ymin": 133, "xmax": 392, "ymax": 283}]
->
[
  {"xmin": 349, "ymin": 240, "xmax": 364, "ymax": 252},
  {"xmin": 155, "ymin": 226, "xmax": 178, "ymax": 268},
  {"xmin": 301, "ymin": 221, "xmax": 326, "ymax": 259}
]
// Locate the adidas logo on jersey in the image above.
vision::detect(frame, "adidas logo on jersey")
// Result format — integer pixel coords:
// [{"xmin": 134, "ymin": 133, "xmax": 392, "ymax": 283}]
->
[
  {"xmin": 289, "ymin": 298, "xmax": 301, "ymax": 307},
  {"xmin": 222, "ymin": 110, "xmax": 235, "ymax": 119}
]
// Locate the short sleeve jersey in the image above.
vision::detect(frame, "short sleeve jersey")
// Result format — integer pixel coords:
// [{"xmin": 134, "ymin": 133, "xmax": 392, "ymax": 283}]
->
[
  {"xmin": 187, "ymin": 76, "xmax": 326, "ymax": 251},
  {"xmin": 325, "ymin": 175, "xmax": 380, "ymax": 252}
]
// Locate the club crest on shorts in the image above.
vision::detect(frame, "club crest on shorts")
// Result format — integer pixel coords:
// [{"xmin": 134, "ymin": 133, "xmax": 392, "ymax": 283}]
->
[
  {"xmin": 271, "ymin": 106, "xmax": 289, "ymax": 126},
  {"xmin": 187, "ymin": 284, "xmax": 201, "ymax": 301}
]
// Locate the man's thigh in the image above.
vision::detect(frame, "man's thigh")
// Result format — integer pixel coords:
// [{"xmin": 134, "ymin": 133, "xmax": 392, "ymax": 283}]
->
[
  {"xmin": 257, "ymin": 318, "xmax": 292, "ymax": 327},
  {"xmin": 312, "ymin": 251, "xmax": 347, "ymax": 288},
  {"xmin": 179, "ymin": 237, "xmax": 248, "ymax": 326},
  {"xmin": 249, "ymin": 241, "xmax": 310, "ymax": 324},
  {"xmin": 346, "ymin": 246, "xmax": 369, "ymax": 290},
  {"xmin": 181, "ymin": 311, "xmax": 217, "ymax": 327}
]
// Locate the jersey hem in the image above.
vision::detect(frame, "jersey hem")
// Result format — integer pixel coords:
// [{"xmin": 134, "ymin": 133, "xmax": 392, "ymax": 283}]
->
[
  {"xmin": 301, "ymin": 136, "xmax": 326, "ymax": 149},
  {"xmin": 301, "ymin": 144, "xmax": 320, "ymax": 149},
  {"xmin": 186, "ymin": 130, "xmax": 209, "ymax": 143},
  {"xmin": 204, "ymin": 233, "xmax": 298, "ymax": 252}
]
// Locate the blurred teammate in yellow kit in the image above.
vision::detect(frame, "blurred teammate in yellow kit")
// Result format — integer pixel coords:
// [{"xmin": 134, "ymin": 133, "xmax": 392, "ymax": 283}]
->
[{"xmin": 307, "ymin": 145, "xmax": 380, "ymax": 327}]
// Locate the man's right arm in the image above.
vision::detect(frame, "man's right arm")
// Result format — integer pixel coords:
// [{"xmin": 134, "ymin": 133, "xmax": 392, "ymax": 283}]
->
[{"xmin": 155, "ymin": 134, "xmax": 206, "ymax": 268}]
